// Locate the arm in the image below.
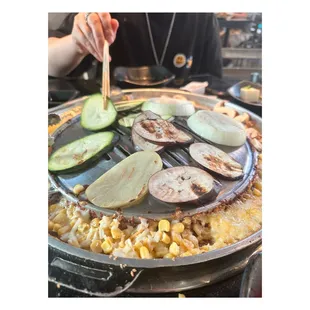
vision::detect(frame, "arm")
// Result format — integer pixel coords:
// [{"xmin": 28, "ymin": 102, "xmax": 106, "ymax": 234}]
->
[
  {"xmin": 48, "ymin": 13, "xmax": 119, "ymax": 78},
  {"xmin": 48, "ymin": 35, "xmax": 88, "ymax": 77}
]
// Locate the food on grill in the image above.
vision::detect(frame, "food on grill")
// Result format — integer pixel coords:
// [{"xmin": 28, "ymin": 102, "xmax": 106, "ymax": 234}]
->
[
  {"xmin": 148, "ymin": 166, "xmax": 217, "ymax": 204},
  {"xmin": 141, "ymin": 96, "xmax": 195, "ymax": 116},
  {"xmin": 133, "ymin": 119, "xmax": 193, "ymax": 145},
  {"xmin": 85, "ymin": 151, "xmax": 163, "ymax": 209},
  {"xmin": 48, "ymin": 154, "xmax": 262, "ymax": 259},
  {"xmin": 81, "ymin": 93, "xmax": 117, "ymax": 131},
  {"xmin": 234, "ymin": 112, "xmax": 250, "ymax": 123},
  {"xmin": 189, "ymin": 143, "xmax": 244, "ymax": 180},
  {"xmin": 48, "ymin": 106, "xmax": 83, "ymax": 135},
  {"xmin": 240, "ymin": 86, "xmax": 260, "ymax": 102},
  {"xmin": 131, "ymin": 111, "xmax": 165, "ymax": 152},
  {"xmin": 48, "ymin": 132, "xmax": 115, "ymax": 172},
  {"xmin": 246, "ymin": 128, "xmax": 262, "ymax": 152},
  {"xmin": 213, "ymin": 106, "xmax": 238, "ymax": 118},
  {"xmin": 119, "ymin": 112, "xmax": 173, "ymax": 128},
  {"xmin": 118, "ymin": 113, "xmax": 141, "ymax": 127},
  {"xmin": 187, "ymin": 110, "xmax": 247, "ymax": 147}
]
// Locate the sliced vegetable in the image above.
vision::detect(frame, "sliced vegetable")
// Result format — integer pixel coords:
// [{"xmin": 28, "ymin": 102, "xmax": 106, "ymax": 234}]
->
[
  {"xmin": 114, "ymin": 100, "xmax": 145, "ymax": 112},
  {"xmin": 187, "ymin": 110, "xmax": 247, "ymax": 147},
  {"xmin": 213, "ymin": 106, "xmax": 238, "ymax": 118},
  {"xmin": 86, "ymin": 151, "xmax": 163, "ymax": 209},
  {"xmin": 48, "ymin": 132, "xmax": 115, "ymax": 172},
  {"xmin": 234, "ymin": 113, "xmax": 250, "ymax": 123},
  {"xmin": 132, "ymin": 131, "xmax": 164, "ymax": 152},
  {"xmin": 189, "ymin": 143, "xmax": 244, "ymax": 179},
  {"xmin": 141, "ymin": 97, "xmax": 195, "ymax": 116},
  {"xmin": 118, "ymin": 113, "xmax": 141, "ymax": 127},
  {"xmin": 175, "ymin": 130, "xmax": 194, "ymax": 144},
  {"xmin": 131, "ymin": 111, "xmax": 164, "ymax": 152},
  {"xmin": 133, "ymin": 119, "xmax": 193, "ymax": 145},
  {"xmin": 148, "ymin": 166, "xmax": 216, "ymax": 204},
  {"xmin": 161, "ymin": 114, "xmax": 174, "ymax": 121},
  {"xmin": 118, "ymin": 112, "xmax": 172, "ymax": 128},
  {"xmin": 81, "ymin": 94, "xmax": 117, "ymax": 131},
  {"xmin": 134, "ymin": 110, "xmax": 161, "ymax": 123}
]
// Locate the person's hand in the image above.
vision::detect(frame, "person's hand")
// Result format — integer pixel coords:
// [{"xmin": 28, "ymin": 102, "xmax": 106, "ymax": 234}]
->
[{"xmin": 71, "ymin": 12, "xmax": 119, "ymax": 62}]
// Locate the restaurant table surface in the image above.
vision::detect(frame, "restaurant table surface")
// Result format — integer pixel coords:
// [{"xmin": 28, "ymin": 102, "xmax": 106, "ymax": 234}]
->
[{"xmin": 48, "ymin": 75, "xmax": 261, "ymax": 297}]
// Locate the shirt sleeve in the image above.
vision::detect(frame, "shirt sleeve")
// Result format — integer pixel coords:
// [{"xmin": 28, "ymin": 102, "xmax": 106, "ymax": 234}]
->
[{"xmin": 195, "ymin": 14, "xmax": 223, "ymax": 78}]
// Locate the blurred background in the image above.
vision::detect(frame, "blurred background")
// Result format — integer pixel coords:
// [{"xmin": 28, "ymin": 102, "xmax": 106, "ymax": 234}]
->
[{"xmin": 217, "ymin": 12, "xmax": 262, "ymax": 82}]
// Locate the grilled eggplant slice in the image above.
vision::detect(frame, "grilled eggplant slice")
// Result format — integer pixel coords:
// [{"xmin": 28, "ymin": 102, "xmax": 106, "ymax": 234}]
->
[
  {"xmin": 86, "ymin": 151, "xmax": 163, "ymax": 209},
  {"xmin": 189, "ymin": 143, "xmax": 244, "ymax": 180},
  {"xmin": 133, "ymin": 119, "xmax": 193, "ymax": 145},
  {"xmin": 131, "ymin": 111, "xmax": 164, "ymax": 152},
  {"xmin": 148, "ymin": 166, "xmax": 217, "ymax": 204}
]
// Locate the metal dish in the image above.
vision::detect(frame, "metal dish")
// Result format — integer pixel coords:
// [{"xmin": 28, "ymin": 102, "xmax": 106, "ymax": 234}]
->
[
  {"xmin": 228, "ymin": 80, "xmax": 262, "ymax": 106},
  {"xmin": 240, "ymin": 251, "xmax": 262, "ymax": 297},
  {"xmin": 48, "ymin": 89, "xmax": 262, "ymax": 295},
  {"xmin": 113, "ymin": 66, "xmax": 175, "ymax": 88}
]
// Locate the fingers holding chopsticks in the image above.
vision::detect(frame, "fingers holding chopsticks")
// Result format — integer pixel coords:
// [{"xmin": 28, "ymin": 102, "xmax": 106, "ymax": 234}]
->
[{"xmin": 71, "ymin": 12, "xmax": 118, "ymax": 62}]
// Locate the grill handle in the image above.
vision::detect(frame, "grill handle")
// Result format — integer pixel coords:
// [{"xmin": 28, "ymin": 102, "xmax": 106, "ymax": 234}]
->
[{"xmin": 49, "ymin": 257, "xmax": 143, "ymax": 297}]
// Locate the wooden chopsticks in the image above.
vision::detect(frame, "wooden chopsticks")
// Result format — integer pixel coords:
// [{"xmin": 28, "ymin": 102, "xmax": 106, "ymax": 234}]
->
[{"xmin": 102, "ymin": 40, "xmax": 110, "ymax": 110}]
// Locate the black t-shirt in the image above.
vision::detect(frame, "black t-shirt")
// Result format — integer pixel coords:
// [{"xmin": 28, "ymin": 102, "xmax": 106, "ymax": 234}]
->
[{"xmin": 48, "ymin": 13, "xmax": 223, "ymax": 79}]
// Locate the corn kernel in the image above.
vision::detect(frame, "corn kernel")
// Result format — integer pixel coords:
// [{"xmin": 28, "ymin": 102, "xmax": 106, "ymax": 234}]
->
[
  {"xmin": 253, "ymin": 188, "xmax": 262, "ymax": 197},
  {"xmin": 164, "ymin": 253, "xmax": 174, "ymax": 259},
  {"xmin": 73, "ymin": 184, "xmax": 85, "ymax": 195},
  {"xmin": 78, "ymin": 223, "xmax": 90, "ymax": 233},
  {"xmin": 161, "ymin": 232, "xmax": 171, "ymax": 244},
  {"xmin": 158, "ymin": 219, "xmax": 170, "ymax": 232},
  {"xmin": 101, "ymin": 240, "xmax": 113, "ymax": 254},
  {"xmin": 180, "ymin": 251, "xmax": 192, "ymax": 257},
  {"xmin": 178, "ymin": 294, "xmax": 186, "ymax": 298},
  {"xmin": 111, "ymin": 227, "xmax": 123, "ymax": 239},
  {"xmin": 182, "ymin": 239, "xmax": 194, "ymax": 250},
  {"xmin": 169, "ymin": 242, "xmax": 180, "ymax": 256},
  {"xmin": 254, "ymin": 182, "xmax": 262, "ymax": 191},
  {"xmin": 80, "ymin": 239, "xmax": 91, "ymax": 249},
  {"xmin": 53, "ymin": 212, "xmax": 68, "ymax": 225},
  {"xmin": 90, "ymin": 218, "xmax": 100, "ymax": 228},
  {"xmin": 140, "ymin": 246, "xmax": 152, "ymax": 259},
  {"xmin": 133, "ymin": 241, "xmax": 143, "ymax": 251},
  {"xmin": 171, "ymin": 231, "xmax": 183, "ymax": 245},
  {"xmin": 90, "ymin": 240, "xmax": 102, "ymax": 253},
  {"xmin": 49, "ymin": 204, "xmax": 62, "ymax": 213},
  {"xmin": 57, "ymin": 225, "xmax": 71, "ymax": 236},
  {"xmin": 70, "ymin": 219, "xmax": 77, "ymax": 227},
  {"xmin": 172, "ymin": 223, "xmax": 185, "ymax": 233},
  {"xmin": 48, "ymin": 220, "xmax": 54, "ymax": 231},
  {"xmin": 52, "ymin": 223, "xmax": 61, "ymax": 233},
  {"xmin": 182, "ymin": 217, "xmax": 192, "ymax": 226}
]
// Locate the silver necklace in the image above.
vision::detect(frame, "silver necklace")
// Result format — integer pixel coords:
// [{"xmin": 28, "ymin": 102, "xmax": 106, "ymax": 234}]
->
[{"xmin": 145, "ymin": 13, "xmax": 176, "ymax": 66}]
